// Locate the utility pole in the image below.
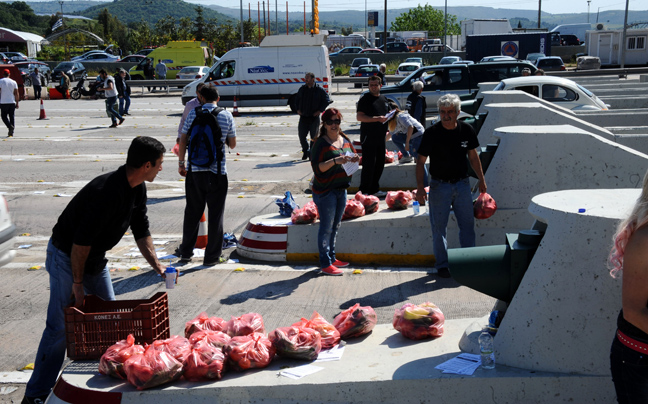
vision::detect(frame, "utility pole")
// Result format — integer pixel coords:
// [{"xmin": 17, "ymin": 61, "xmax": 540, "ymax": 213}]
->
[
  {"xmin": 240, "ymin": 0, "xmax": 244, "ymax": 43},
  {"xmin": 383, "ymin": 0, "xmax": 387, "ymax": 48},
  {"xmin": 537, "ymin": 0, "xmax": 542, "ymax": 29},
  {"xmin": 587, "ymin": 0, "xmax": 591, "ymax": 23},
  {"xmin": 58, "ymin": 0, "xmax": 68, "ymax": 60},
  {"xmin": 620, "ymin": 0, "xmax": 629, "ymax": 68}
]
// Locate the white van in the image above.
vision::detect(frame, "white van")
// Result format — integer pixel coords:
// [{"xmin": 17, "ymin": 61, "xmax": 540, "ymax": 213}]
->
[{"xmin": 181, "ymin": 34, "xmax": 331, "ymax": 109}]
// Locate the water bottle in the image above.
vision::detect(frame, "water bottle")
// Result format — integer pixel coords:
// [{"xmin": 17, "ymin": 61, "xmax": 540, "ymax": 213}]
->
[
  {"xmin": 412, "ymin": 201, "xmax": 420, "ymax": 214},
  {"xmin": 165, "ymin": 266, "xmax": 177, "ymax": 289},
  {"xmin": 478, "ymin": 328, "xmax": 495, "ymax": 369}
]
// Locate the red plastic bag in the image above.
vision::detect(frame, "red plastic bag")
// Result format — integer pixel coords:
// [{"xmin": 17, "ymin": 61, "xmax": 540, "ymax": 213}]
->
[
  {"xmin": 384, "ymin": 149, "xmax": 395, "ymax": 164},
  {"xmin": 189, "ymin": 329, "xmax": 232, "ymax": 349},
  {"xmin": 226, "ymin": 313, "xmax": 265, "ymax": 337},
  {"xmin": 392, "ymin": 302, "xmax": 445, "ymax": 340},
  {"xmin": 291, "ymin": 201, "xmax": 319, "ymax": 224},
  {"xmin": 342, "ymin": 199, "xmax": 365, "ymax": 221},
  {"xmin": 223, "ymin": 332, "xmax": 276, "ymax": 371},
  {"xmin": 184, "ymin": 312, "xmax": 227, "ymax": 338},
  {"xmin": 183, "ymin": 341, "xmax": 227, "ymax": 382},
  {"xmin": 99, "ymin": 334, "xmax": 145, "ymax": 379},
  {"xmin": 354, "ymin": 191, "xmax": 379, "ymax": 214},
  {"xmin": 474, "ymin": 192, "xmax": 497, "ymax": 219},
  {"xmin": 123, "ymin": 346, "xmax": 183, "ymax": 390},
  {"xmin": 151, "ymin": 335, "xmax": 192, "ymax": 364},
  {"xmin": 292, "ymin": 311, "xmax": 341, "ymax": 350},
  {"xmin": 386, "ymin": 191, "xmax": 413, "ymax": 210},
  {"xmin": 333, "ymin": 303, "xmax": 377, "ymax": 339},
  {"xmin": 171, "ymin": 142, "xmax": 180, "ymax": 156},
  {"xmin": 269, "ymin": 326, "xmax": 322, "ymax": 361},
  {"xmin": 411, "ymin": 186, "xmax": 430, "ymax": 201}
]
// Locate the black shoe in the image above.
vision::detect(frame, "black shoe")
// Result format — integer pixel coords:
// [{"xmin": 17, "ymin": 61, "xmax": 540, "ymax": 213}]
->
[
  {"xmin": 302, "ymin": 151, "xmax": 310, "ymax": 161},
  {"xmin": 22, "ymin": 394, "xmax": 50, "ymax": 404},
  {"xmin": 204, "ymin": 257, "xmax": 226, "ymax": 266},
  {"xmin": 437, "ymin": 267, "xmax": 451, "ymax": 278},
  {"xmin": 118, "ymin": 117, "xmax": 125, "ymax": 125}
]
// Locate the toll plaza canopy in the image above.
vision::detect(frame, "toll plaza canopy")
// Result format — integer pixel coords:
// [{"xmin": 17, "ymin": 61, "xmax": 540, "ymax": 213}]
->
[{"xmin": 0, "ymin": 27, "xmax": 46, "ymax": 58}]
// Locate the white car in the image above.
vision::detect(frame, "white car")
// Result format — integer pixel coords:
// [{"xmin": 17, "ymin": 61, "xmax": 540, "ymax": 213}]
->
[
  {"xmin": 74, "ymin": 52, "xmax": 120, "ymax": 63},
  {"xmin": 493, "ymin": 76, "xmax": 608, "ymax": 111},
  {"xmin": 395, "ymin": 62, "xmax": 421, "ymax": 77},
  {"xmin": 176, "ymin": 66, "xmax": 209, "ymax": 80},
  {"xmin": 405, "ymin": 57, "xmax": 423, "ymax": 66},
  {"xmin": 0, "ymin": 195, "xmax": 16, "ymax": 268}
]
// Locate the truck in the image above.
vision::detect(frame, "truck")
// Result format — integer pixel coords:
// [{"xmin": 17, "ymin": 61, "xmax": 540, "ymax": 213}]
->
[
  {"xmin": 550, "ymin": 23, "xmax": 593, "ymax": 44},
  {"xmin": 460, "ymin": 19, "xmax": 513, "ymax": 50},
  {"xmin": 130, "ymin": 40, "xmax": 211, "ymax": 80},
  {"xmin": 327, "ymin": 34, "xmax": 370, "ymax": 51},
  {"xmin": 465, "ymin": 32, "xmax": 552, "ymax": 63}
]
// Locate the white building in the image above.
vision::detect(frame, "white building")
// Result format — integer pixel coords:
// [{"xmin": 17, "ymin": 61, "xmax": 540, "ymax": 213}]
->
[
  {"xmin": 0, "ymin": 27, "xmax": 46, "ymax": 58},
  {"xmin": 586, "ymin": 28, "xmax": 648, "ymax": 66}
]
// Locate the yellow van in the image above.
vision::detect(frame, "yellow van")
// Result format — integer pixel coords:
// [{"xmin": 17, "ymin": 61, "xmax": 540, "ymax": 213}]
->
[{"xmin": 129, "ymin": 41, "xmax": 211, "ymax": 80}]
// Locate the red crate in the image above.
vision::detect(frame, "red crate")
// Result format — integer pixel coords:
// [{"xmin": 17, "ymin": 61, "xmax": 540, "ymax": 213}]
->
[{"xmin": 64, "ymin": 292, "xmax": 170, "ymax": 361}]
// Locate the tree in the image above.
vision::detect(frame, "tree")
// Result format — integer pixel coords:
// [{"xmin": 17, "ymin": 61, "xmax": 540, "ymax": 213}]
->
[
  {"xmin": 193, "ymin": 6, "xmax": 206, "ymax": 41},
  {"xmin": 390, "ymin": 4, "xmax": 460, "ymax": 36}
]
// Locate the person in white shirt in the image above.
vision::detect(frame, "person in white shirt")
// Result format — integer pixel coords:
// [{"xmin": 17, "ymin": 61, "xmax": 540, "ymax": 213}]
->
[
  {"xmin": 0, "ymin": 68, "xmax": 19, "ymax": 137},
  {"xmin": 97, "ymin": 69, "xmax": 124, "ymax": 128}
]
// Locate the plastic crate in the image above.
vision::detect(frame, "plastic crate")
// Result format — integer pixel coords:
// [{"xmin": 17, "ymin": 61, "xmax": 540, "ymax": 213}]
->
[{"xmin": 65, "ymin": 292, "xmax": 170, "ymax": 361}]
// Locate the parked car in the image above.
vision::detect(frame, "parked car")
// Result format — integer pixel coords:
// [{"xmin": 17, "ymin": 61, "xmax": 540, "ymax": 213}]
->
[
  {"xmin": 395, "ymin": 62, "xmax": 420, "ymax": 76},
  {"xmin": 329, "ymin": 47, "xmax": 363, "ymax": 57},
  {"xmin": 176, "ymin": 66, "xmax": 209, "ymax": 80},
  {"xmin": 379, "ymin": 42, "xmax": 409, "ymax": 52},
  {"xmin": 526, "ymin": 53, "xmax": 546, "ymax": 64},
  {"xmin": 52, "ymin": 62, "xmax": 86, "ymax": 81},
  {"xmin": 493, "ymin": 76, "xmax": 608, "ymax": 111},
  {"xmin": 354, "ymin": 64, "xmax": 380, "ymax": 77},
  {"xmin": 117, "ymin": 55, "xmax": 146, "ymax": 63},
  {"xmin": 535, "ymin": 56, "xmax": 566, "ymax": 71},
  {"xmin": 0, "ymin": 53, "xmax": 10, "ymax": 64},
  {"xmin": 421, "ymin": 44, "xmax": 456, "ymax": 52},
  {"xmin": 135, "ymin": 48, "xmax": 156, "ymax": 56},
  {"xmin": 74, "ymin": 52, "xmax": 119, "ymax": 63},
  {"xmin": 358, "ymin": 48, "xmax": 383, "ymax": 54},
  {"xmin": 349, "ymin": 57, "xmax": 371, "ymax": 76},
  {"xmin": 439, "ymin": 56, "xmax": 462, "ymax": 65},
  {"xmin": 405, "ymin": 57, "xmax": 423, "ymax": 65},
  {"xmin": 561, "ymin": 34, "xmax": 583, "ymax": 46},
  {"xmin": 480, "ymin": 55, "xmax": 517, "ymax": 62},
  {"xmin": 14, "ymin": 61, "xmax": 51, "ymax": 86},
  {"xmin": 4, "ymin": 52, "xmax": 28, "ymax": 62},
  {"xmin": 0, "ymin": 194, "xmax": 16, "ymax": 269},
  {"xmin": 71, "ymin": 50, "xmax": 104, "ymax": 61},
  {"xmin": 453, "ymin": 60, "xmax": 474, "ymax": 65}
]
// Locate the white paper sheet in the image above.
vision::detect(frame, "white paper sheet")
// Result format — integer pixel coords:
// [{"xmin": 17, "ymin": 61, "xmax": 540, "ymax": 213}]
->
[
  {"xmin": 315, "ymin": 344, "xmax": 345, "ymax": 362},
  {"xmin": 434, "ymin": 353, "xmax": 482, "ymax": 375},
  {"xmin": 279, "ymin": 364, "xmax": 324, "ymax": 379},
  {"xmin": 342, "ymin": 151, "xmax": 359, "ymax": 176}
]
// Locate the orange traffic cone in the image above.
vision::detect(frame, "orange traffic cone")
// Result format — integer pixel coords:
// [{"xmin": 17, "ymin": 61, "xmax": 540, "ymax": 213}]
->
[
  {"xmin": 195, "ymin": 213, "xmax": 208, "ymax": 248},
  {"xmin": 232, "ymin": 95, "xmax": 240, "ymax": 117},
  {"xmin": 38, "ymin": 99, "xmax": 48, "ymax": 120}
]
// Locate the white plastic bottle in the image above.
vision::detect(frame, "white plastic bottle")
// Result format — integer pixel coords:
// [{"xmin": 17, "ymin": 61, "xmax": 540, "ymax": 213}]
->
[
  {"xmin": 412, "ymin": 201, "xmax": 420, "ymax": 214},
  {"xmin": 478, "ymin": 328, "xmax": 495, "ymax": 369},
  {"xmin": 165, "ymin": 266, "xmax": 177, "ymax": 289}
]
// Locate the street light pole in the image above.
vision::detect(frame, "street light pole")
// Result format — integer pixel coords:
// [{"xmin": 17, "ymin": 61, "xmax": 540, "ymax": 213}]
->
[
  {"xmin": 240, "ymin": 0, "xmax": 244, "ymax": 43},
  {"xmin": 443, "ymin": 0, "xmax": 447, "ymax": 57},
  {"xmin": 620, "ymin": 0, "xmax": 629, "ymax": 69},
  {"xmin": 537, "ymin": 0, "xmax": 542, "ymax": 29},
  {"xmin": 587, "ymin": 0, "xmax": 591, "ymax": 23},
  {"xmin": 58, "ymin": 0, "xmax": 67, "ymax": 60}
]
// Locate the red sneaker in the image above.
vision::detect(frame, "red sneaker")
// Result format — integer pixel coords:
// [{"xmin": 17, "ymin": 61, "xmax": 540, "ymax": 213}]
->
[
  {"xmin": 332, "ymin": 259, "xmax": 349, "ymax": 267},
  {"xmin": 321, "ymin": 265, "xmax": 343, "ymax": 276}
]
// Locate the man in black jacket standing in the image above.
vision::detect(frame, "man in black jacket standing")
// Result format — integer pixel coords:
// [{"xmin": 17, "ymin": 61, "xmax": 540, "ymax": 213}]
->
[
  {"xmin": 115, "ymin": 68, "xmax": 131, "ymax": 116},
  {"xmin": 295, "ymin": 72, "xmax": 329, "ymax": 160}
]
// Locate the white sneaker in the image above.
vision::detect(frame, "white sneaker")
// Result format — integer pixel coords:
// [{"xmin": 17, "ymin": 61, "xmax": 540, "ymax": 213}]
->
[{"xmin": 399, "ymin": 155, "xmax": 413, "ymax": 164}]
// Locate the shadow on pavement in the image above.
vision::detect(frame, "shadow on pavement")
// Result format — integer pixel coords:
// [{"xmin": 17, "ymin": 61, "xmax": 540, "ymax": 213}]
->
[{"xmin": 220, "ymin": 270, "xmax": 319, "ymax": 304}]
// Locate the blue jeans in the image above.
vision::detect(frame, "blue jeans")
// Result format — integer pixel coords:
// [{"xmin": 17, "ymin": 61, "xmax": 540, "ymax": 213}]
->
[
  {"xmin": 313, "ymin": 189, "xmax": 347, "ymax": 269},
  {"xmin": 428, "ymin": 178, "xmax": 475, "ymax": 269},
  {"xmin": 119, "ymin": 95, "xmax": 130, "ymax": 115},
  {"xmin": 25, "ymin": 240, "xmax": 115, "ymax": 398},
  {"xmin": 611, "ymin": 334, "xmax": 648, "ymax": 403},
  {"xmin": 391, "ymin": 133, "xmax": 429, "ymax": 186},
  {"xmin": 105, "ymin": 96, "xmax": 122, "ymax": 124},
  {"xmin": 298, "ymin": 116, "xmax": 320, "ymax": 153}
]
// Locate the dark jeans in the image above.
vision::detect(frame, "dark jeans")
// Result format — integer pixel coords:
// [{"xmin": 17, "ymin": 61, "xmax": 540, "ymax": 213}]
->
[
  {"xmin": 611, "ymin": 334, "xmax": 648, "ymax": 403},
  {"xmin": 105, "ymin": 96, "xmax": 122, "ymax": 124},
  {"xmin": 312, "ymin": 189, "xmax": 347, "ymax": 269},
  {"xmin": 0, "ymin": 103, "xmax": 15, "ymax": 130},
  {"xmin": 359, "ymin": 132, "xmax": 386, "ymax": 195},
  {"xmin": 178, "ymin": 170, "xmax": 228, "ymax": 263},
  {"xmin": 298, "ymin": 116, "xmax": 320, "ymax": 153},
  {"xmin": 33, "ymin": 85, "xmax": 42, "ymax": 99}
]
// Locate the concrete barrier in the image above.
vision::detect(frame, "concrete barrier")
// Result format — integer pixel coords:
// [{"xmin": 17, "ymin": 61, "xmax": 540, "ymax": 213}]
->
[{"xmin": 640, "ymin": 74, "xmax": 648, "ymax": 82}]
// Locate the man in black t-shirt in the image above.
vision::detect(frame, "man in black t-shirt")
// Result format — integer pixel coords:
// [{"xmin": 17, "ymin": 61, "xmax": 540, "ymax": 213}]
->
[
  {"xmin": 356, "ymin": 75, "xmax": 389, "ymax": 196},
  {"xmin": 415, "ymin": 94, "xmax": 487, "ymax": 279}
]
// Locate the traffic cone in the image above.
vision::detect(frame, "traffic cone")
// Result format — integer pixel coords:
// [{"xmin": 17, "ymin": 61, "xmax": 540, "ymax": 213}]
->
[
  {"xmin": 38, "ymin": 99, "xmax": 48, "ymax": 120},
  {"xmin": 195, "ymin": 213, "xmax": 208, "ymax": 248},
  {"xmin": 232, "ymin": 95, "xmax": 241, "ymax": 117}
]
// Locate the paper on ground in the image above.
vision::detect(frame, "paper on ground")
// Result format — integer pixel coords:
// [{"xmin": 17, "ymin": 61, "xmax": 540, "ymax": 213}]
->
[
  {"xmin": 279, "ymin": 364, "xmax": 324, "ymax": 379},
  {"xmin": 434, "ymin": 353, "xmax": 482, "ymax": 375},
  {"xmin": 315, "ymin": 344, "xmax": 345, "ymax": 362}
]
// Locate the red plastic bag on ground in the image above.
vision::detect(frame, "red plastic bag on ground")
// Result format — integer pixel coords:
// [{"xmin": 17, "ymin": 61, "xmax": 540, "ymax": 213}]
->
[
  {"xmin": 183, "ymin": 341, "xmax": 227, "ymax": 382},
  {"xmin": 386, "ymin": 191, "xmax": 413, "ymax": 210},
  {"xmin": 291, "ymin": 201, "xmax": 319, "ymax": 224},
  {"xmin": 184, "ymin": 312, "xmax": 227, "ymax": 338},
  {"xmin": 385, "ymin": 149, "xmax": 395, "ymax": 164},
  {"xmin": 411, "ymin": 187, "xmax": 430, "ymax": 201},
  {"xmin": 269, "ymin": 326, "xmax": 322, "ymax": 361},
  {"xmin": 333, "ymin": 303, "xmax": 377, "ymax": 339},
  {"xmin": 123, "ymin": 346, "xmax": 183, "ymax": 390},
  {"xmin": 474, "ymin": 192, "xmax": 497, "ymax": 219},
  {"xmin": 189, "ymin": 329, "xmax": 232, "ymax": 349},
  {"xmin": 151, "ymin": 335, "xmax": 192, "ymax": 364},
  {"xmin": 292, "ymin": 311, "xmax": 341, "ymax": 350},
  {"xmin": 99, "ymin": 334, "xmax": 145, "ymax": 379},
  {"xmin": 354, "ymin": 192, "xmax": 379, "ymax": 214},
  {"xmin": 226, "ymin": 313, "xmax": 265, "ymax": 337},
  {"xmin": 342, "ymin": 199, "xmax": 365, "ymax": 221},
  {"xmin": 223, "ymin": 332, "xmax": 276, "ymax": 371},
  {"xmin": 392, "ymin": 302, "xmax": 445, "ymax": 340}
]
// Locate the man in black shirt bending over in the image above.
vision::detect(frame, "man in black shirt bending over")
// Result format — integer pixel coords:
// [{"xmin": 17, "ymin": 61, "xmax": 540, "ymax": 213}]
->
[{"xmin": 22, "ymin": 136, "xmax": 168, "ymax": 404}]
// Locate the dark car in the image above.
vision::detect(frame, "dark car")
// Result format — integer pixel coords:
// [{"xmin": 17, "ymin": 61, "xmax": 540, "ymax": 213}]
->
[
  {"xmin": 355, "ymin": 64, "xmax": 379, "ymax": 77},
  {"xmin": 561, "ymin": 34, "xmax": 583, "ymax": 46},
  {"xmin": 535, "ymin": 56, "xmax": 566, "ymax": 71},
  {"xmin": 14, "ymin": 61, "xmax": 52, "ymax": 86},
  {"xmin": 136, "ymin": 48, "xmax": 155, "ymax": 56},
  {"xmin": 52, "ymin": 62, "xmax": 87, "ymax": 81},
  {"xmin": 329, "ymin": 47, "xmax": 363, "ymax": 58},
  {"xmin": 379, "ymin": 42, "xmax": 410, "ymax": 53}
]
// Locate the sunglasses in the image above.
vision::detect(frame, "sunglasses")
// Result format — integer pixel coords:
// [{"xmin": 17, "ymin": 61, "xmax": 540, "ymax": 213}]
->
[{"xmin": 325, "ymin": 119, "xmax": 341, "ymax": 125}]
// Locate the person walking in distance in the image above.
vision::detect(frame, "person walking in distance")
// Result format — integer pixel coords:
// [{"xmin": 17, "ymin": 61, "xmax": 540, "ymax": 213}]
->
[
  {"xmin": 0, "ymin": 68, "xmax": 19, "ymax": 137},
  {"xmin": 97, "ymin": 69, "xmax": 124, "ymax": 128},
  {"xmin": 415, "ymin": 94, "xmax": 487, "ymax": 279},
  {"xmin": 295, "ymin": 72, "xmax": 329, "ymax": 160},
  {"xmin": 115, "ymin": 68, "xmax": 131, "ymax": 116},
  {"xmin": 155, "ymin": 59, "xmax": 168, "ymax": 91},
  {"xmin": 29, "ymin": 68, "xmax": 45, "ymax": 100},
  {"xmin": 21, "ymin": 137, "xmax": 168, "ymax": 404},
  {"xmin": 176, "ymin": 85, "xmax": 237, "ymax": 266},
  {"xmin": 406, "ymin": 80, "xmax": 427, "ymax": 128},
  {"xmin": 144, "ymin": 58, "xmax": 155, "ymax": 92}
]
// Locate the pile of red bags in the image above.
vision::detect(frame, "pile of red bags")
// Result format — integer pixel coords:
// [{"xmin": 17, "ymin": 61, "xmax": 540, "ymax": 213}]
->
[
  {"xmin": 474, "ymin": 192, "xmax": 497, "ymax": 219},
  {"xmin": 384, "ymin": 149, "xmax": 396, "ymax": 164},
  {"xmin": 269, "ymin": 326, "xmax": 322, "ymax": 361},
  {"xmin": 184, "ymin": 312, "xmax": 227, "ymax": 338},
  {"xmin": 150, "ymin": 335, "xmax": 192, "ymax": 364},
  {"xmin": 392, "ymin": 302, "xmax": 445, "ymax": 340},
  {"xmin": 99, "ymin": 334, "xmax": 145, "ymax": 379},
  {"xmin": 386, "ymin": 191, "xmax": 413, "ymax": 210},
  {"xmin": 189, "ymin": 329, "xmax": 232, "ymax": 349},
  {"xmin": 226, "ymin": 313, "xmax": 265, "ymax": 337},
  {"xmin": 292, "ymin": 311, "xmax": 341, "ymax": 350},
  {"xmin": 223, "ymin": 332, "xmax": 276, "ymax": 371},
  {"xmin": 184, "ymin": 340, "xmax": 227, "ymax": 382},
  {"xmin": 333, "ymin": 303, "xmax": 377, "ymax": 339},
  {"xmin": 342, "ymin": 200, "xmax": 365, "ymax": 220},
  {"xmin": 291, "ymin": 201, "xmax": 319, "ymax": 224},
  {"xmin": 123, "ymin": 346, "xmax": 184, "ymax": 390},
  {"xmin": 354, "ymin": 192, "xmax": 380, "ymax": 214}
]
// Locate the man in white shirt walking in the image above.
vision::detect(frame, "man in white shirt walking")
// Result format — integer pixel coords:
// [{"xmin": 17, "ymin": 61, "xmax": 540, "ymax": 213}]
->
[
  {"xmin": 0, "ymin": 68, "xmax": 19, "ymax": 137},
  {"xmin": 97, "ymin": 69, "xmax": 124, "ymax": 128}
]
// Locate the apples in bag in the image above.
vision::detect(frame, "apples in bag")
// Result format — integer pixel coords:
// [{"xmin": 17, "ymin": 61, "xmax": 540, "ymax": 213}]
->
[
  {"xmin": 151, "ymin": 335, "xmax": 192, "ymax": 364},
  {"xmin": 342, "ymin": 199, "xmax": 365, "ymax": 221},
  {"xmin": 223, "ymin": 332, "xmax": 276, "ymax": 371},
  {"xmin": 291, "ymin": 201, "xmax": 319, "ymax": 224},
  {"xmin": 393, "ymin": 302, "xmax": 445, "ymax": 340},
  {"xmin": 386, "ymin": 191, "xmax": 413, "ymax": 210},
  {"xmin": 99, "ymin": 334, "xmax": 145, "ymax": 379},
  {"xmin": 355, "ymin": 192, "xmax": 379, "ymax": 214},
  {"xmin": 293, "ymin": 311, "xmax": 341, "ymax": 350},
  {"xmin": 269, "ymin": 326, "xmax": 322, "ymax": 361},
  {"xmin": 333, "ymin": 303, "xmax": 377, "ymax": 339},
  {"xmin": 384, "ymin": 149, "xmax": 395, "ymax": 164},
  {"xmin": 226, "ymin": 313, "xmax": 265, "ymax": 337},
  {"xmin": 474, "ymin": 192, "xmax": 497, "ymax": 220},
  {"xmin": 183, "ymin": 340, "xmax": 227, "ymax": 382},
  {"xmin": 123, "ymin": 346, "xmax": 183, "ymax": 390},
  {"xmin": 184, "ymin": 312, "xmax": 227, "ymax": 338},
  {"xmin": 189, "ymin": 329, "xmax": 232, "ymax": 349}
]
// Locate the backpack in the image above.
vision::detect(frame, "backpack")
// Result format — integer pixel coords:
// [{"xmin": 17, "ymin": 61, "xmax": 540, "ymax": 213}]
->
[{"xmin": 187, "ymin": 106, "xmax": 225, "ymax": 172}]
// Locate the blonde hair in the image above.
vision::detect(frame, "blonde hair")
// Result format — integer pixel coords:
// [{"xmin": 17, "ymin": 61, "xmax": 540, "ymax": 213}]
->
[
  {"xmin": 609, "ymin": 169, "xmax": 648, "ymax": 278},
  {"xmin": 388, "ymin": 109, "xmax": 401, "ymax": 132}
]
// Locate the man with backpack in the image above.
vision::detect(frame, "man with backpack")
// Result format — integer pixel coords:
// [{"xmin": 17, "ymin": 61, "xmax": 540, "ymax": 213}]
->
[{"xmin": 176, "ymin": 85, "xmax": 236, "ymax": 266}]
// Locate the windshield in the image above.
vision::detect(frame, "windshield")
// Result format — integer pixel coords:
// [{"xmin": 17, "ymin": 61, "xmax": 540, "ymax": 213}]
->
[
  {"xmin": 577, "ymin": 83, "xmax": 595, "ymax": 98},
  {"xmin": 181, "ymin": 67, "xmax": 200, "ymax": 74}
]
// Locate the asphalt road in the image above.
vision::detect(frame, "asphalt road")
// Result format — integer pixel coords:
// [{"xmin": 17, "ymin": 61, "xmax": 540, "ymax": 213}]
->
[{"xmin": 0, "ymin": 90, "xmax": 494, "ymax": 403}]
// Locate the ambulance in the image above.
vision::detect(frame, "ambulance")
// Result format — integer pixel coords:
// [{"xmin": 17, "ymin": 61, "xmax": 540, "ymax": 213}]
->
[
  {"xmin": 181, "ymin": 34, "xmax": 331, "ymax": 109},
  {"xmin": 129, "ymin": 40, "xmax": 211, "ymax": 80}
]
